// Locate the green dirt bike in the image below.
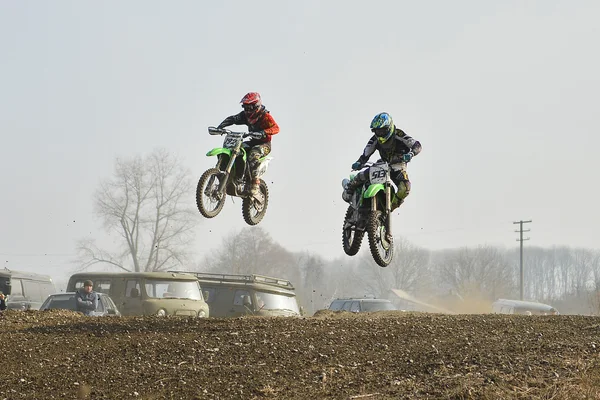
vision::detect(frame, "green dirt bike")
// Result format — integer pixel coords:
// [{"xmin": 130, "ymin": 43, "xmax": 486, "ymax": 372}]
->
[
  {"xmin": 341, "ymin": 161, "xmax": 394, "ymax": 267},
  {"xmin": 196, "ymin": 126, "xmax": 272, "ymax": 226}
]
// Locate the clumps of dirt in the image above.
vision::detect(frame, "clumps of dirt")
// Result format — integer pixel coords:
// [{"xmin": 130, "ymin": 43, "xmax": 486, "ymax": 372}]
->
[
  {"xmin": 3, "ymin": 310, "xmax": 600, "ymax": 399},
  {"xmin": 0, "ymin": 308, "xmax": 84, "ymax": 328}
]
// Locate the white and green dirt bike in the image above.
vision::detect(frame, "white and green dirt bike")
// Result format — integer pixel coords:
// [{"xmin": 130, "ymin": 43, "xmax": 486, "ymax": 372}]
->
[
  {"xmin": 341, "ymin": 161, "xmax": 394, "ymax": 267},
  {"xmin": 196, "ymin": 126, "xmax": 272, "ymax": 226}
]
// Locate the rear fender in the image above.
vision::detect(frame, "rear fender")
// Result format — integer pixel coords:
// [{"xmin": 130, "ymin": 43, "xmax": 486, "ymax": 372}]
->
[{"xmin": 254, "ymin": 156, "xmax": 273, "ymax": 178}]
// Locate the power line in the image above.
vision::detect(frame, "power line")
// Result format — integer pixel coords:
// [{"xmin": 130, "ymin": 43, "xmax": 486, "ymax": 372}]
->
[
  {"xmin": 513, "ymin": 220, "xmax": 532, "ymax": 301},
  {"xmin": 0, "ymin": 253, "xmax": 76, "ymax": 257}
]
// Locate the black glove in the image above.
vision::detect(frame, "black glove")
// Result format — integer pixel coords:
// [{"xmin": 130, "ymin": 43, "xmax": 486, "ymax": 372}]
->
[{"xmin": 249, "ymin": 131, "xmax": 266, "ymax": 139}]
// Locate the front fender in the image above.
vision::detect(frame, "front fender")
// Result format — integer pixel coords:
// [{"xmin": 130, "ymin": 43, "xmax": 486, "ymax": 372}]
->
[
  {"xmin": 206, "ymin": 147, "xmax": 231, "ymax": 157},
  {"xmin": 206, "ymin": 147, "xmax": 247, "ymax": 162},
  {"xmin": 363, "ymin": 183, "xmax": 385, "ymax": 198}
]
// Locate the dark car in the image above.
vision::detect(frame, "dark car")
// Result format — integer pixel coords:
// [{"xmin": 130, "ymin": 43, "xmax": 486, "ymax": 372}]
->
[
  {"xmin": 40, "ymin": 292, "xmax": 121, "ymax": 316},
  {"xmin": 328, "ymin": 297, "xmax": 398, "ymax": 313}
]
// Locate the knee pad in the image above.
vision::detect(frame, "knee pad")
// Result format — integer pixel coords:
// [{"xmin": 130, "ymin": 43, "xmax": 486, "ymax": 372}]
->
[{"xmin": 396, "ymin": 181, "xmax": 411, "ymax": 200}]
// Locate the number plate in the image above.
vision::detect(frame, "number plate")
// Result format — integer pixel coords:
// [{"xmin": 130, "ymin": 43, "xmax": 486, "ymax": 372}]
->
[
  {"xmin": 223, "ymin": 134, "xmax": 242, "ymax": 149},
  {"xmin": 369, "ymin": 164, "xmax": 389, "ymax": 184}
]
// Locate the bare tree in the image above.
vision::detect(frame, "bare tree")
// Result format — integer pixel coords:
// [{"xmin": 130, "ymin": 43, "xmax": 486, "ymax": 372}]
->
[
  {"xmin": 201, "ymin": 228, "xmax": 253, "ymax": 275},
  {"xmin": 589, "ymin": 251, "xmax": 600, "ymax": 290},
  {"xmin": 77, "ymin": 148, "xmax": 198, "ymax": 272},
  {"xmin": 588, "ymin": 250, "xmax": 600, "ymax": 315},
  {"xmin": 554, "ymin": 246, "xmax": 574, "ymax": 298},
  {"xmin": 296, "ymin": 252, "xmax": 326, "ymax": 314},
  {"xmin": 437, "ymin": 245, "xmax": 514, "ymax": 301},
  {"xmin": 574, "ymin": 248, "xmax": 594, "ymax": 289},
  {"xmin": 201, "ymin": 227, "xmax": 300, "ymax": 283},
  {"xmin": 520, "ymin": 246, "xmax": 554, "ymax": 300},
  {"xmin": 315, "ymin": 256, "xmax": 368, "ymax": 307},
  {"xmin": 359, "ymin": 237, "xmax": 431, "ymax": 298}
]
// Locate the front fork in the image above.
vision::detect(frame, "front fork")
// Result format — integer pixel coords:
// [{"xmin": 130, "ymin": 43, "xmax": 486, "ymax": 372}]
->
[
  {"xmin": 216, "ymin": 149, "xmax": 240, "ymax": 193},
  {"xmin": 385, "ymin": 185, "xmax": 392, "ymax": 236},
  {"xmin": 371, "ymin": 185, "xmax": 392, "ymax": 237}
]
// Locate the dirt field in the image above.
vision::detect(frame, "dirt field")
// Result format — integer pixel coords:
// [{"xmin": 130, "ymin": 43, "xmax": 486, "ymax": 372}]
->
[{"xmin": 2, "ymin": 310, "xmax": 600, "ymax": 400}]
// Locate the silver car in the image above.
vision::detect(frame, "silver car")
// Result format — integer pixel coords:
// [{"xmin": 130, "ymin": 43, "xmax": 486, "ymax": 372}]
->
[{"xmin": 40, "ymin": 292, "xmax": 121, "ymax": 316}]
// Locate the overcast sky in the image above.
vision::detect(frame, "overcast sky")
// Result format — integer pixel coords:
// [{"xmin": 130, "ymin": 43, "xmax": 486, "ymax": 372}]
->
[{"xmin": 1, "ymin": 1, "xmax": 599, "ymax": 285}]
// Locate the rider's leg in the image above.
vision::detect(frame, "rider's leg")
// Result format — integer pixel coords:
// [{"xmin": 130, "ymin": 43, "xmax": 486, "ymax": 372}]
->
[
  {"xmin": 342, "ymin": 170, "xmax": 367, "ymax": 202},
  {"xmin": 247, "ymin": 143, "xmax": 271, "ymax": 195},
  {"xmin": 391, "ymin": 169, "xmax": 411, "ymax": 211},
  {"xmin": 233, "ymin": 155, "xmax": 245, "ymax": 182}
]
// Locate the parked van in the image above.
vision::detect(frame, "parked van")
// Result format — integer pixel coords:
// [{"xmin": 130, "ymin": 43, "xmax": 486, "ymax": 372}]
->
[
  {"xmin": 66, "ymin": 272, "xmax": 209, "ymax": 317},
  {"xmin": 0, "ymin": 268, "xmax": 56, "ymax": 310},
  {"xmin": 173, "ymin": 272, "xmax": 301, "ymax": 317},
  {"xmin": 492, "ymin": 298, "xmax": 559, "ymax": 315}
]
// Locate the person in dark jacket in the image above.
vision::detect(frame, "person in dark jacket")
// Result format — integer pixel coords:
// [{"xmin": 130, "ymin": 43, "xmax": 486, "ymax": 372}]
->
[
  {"xmin": 75, "ymin": 280, "xmax": 98, "ymax": 316},
  {"xmin": 0, "ymin": 292, "xmax": 7, "ymax": 311}
]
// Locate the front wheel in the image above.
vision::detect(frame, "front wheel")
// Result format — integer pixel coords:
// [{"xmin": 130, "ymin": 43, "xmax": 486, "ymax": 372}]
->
[
  {"xmin": 242, "ymin": 179, "xmax": 269, "ymax": 225},
  {"xmin": 342, "ymin": 206, "xmax": 364, "ymax": 256},
  {"xmin": 367, "ymin": 210, "xmax": 394, "ymax": 267},
  {"xmin": 196, "ymin": 168, "xmax": 226, "ymax": 218}
]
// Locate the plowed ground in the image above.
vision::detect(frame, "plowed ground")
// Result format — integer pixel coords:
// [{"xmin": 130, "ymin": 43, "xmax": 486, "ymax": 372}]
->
[{"xmin": 2, "ymin": 310, "xmax": 600, "ymax": 399}]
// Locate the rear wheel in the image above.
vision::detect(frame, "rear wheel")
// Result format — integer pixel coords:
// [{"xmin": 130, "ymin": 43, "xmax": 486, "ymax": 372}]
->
[
  {"xmin": 342, "ymin": 206, "xmax": 364, "ymax": 256},
  {"xmin": 242, "ymin": 179, "xmax": 269, "ymax": 225},
  {"xmin": 196, "ymin": 168, "xmax": 226, "ymax": 218},
  {"xmin": 367, "ymin": 210, "xmax": 394, "ymax": 267}
]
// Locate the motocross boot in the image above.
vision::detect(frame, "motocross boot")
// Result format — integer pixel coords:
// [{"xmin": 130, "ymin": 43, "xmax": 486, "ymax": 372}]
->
[{"xmin": 342, "ymin": 178, "xmax": 362, "ymax": 203}]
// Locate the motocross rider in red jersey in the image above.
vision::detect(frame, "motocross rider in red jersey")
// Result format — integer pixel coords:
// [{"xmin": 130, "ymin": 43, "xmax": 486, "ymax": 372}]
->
[{"xmin": 217, "ymin": 92, "xmax": 280, "ymax": 195}]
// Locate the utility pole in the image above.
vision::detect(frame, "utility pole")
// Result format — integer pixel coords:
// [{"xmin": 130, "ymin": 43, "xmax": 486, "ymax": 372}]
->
[{"xmin": 513, "ymin": 220, "xmax": 532, "ymax": 300}]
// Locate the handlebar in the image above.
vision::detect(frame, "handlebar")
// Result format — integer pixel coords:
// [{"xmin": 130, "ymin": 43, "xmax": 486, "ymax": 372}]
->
[
  {"xmin": 351, "ymin": 162, "xmax": 375, "ymax": 171},
  {"xmin": 208, "ymin": 126, "xmax": 249, "ymax": 137},
  {"xmin": 350, "ymin": 160, "xmax": 393, "ymax": 171}
]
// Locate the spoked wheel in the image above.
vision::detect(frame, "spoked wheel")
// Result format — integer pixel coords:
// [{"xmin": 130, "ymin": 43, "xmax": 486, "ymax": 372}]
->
[
  {"xmin": 242, "ymin": 179, "xmax": 269, "ymax": 225},
  {"xmin": 342, "ymin": 205, "xmax": 364, "ymax": 256},
  {"xmin": 367, "ymin": 210, "xmax": 394, "ymax": 267},
  {"xmin": 196, "ymin": 168, "xmax": 226, "ymax": 218}
]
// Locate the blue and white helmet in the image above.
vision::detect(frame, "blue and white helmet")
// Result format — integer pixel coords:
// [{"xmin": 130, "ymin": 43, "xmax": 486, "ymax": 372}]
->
[{"xmin": 370, "ymin": 112, "xmax": 394, "ymax": 144}]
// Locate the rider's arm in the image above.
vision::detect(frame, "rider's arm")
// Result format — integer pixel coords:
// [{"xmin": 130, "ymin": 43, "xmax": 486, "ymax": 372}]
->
[
  {"xmin": 217, "ymin": 111, "xmax": 246, "ymax": 129},
  {"xmin": 396, "ymin": 128, "xmax": 422, "ymax": 156},
  {"xmin": 261, "ymin": 112, "xmax": 280, "ymax": 136},
  {"xmin": 357, "ymin": 135, "xmax": 378, "ymax": 164},
  {"xmin": 91, "ymin": 293, "xmax": 99, "ymax": 311}
]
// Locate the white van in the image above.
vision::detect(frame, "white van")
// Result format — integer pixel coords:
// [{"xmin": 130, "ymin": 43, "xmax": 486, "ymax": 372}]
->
[
  {"xmin": 0, "ymin": 269, "xmax": 56, "ymax": 310},
  {"xmin": 492, "ymin": 298, "xmax": 559, "ymax": 315}
]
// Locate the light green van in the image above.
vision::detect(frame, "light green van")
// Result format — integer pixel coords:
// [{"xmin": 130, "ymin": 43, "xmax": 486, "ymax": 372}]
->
[{"xmin": 66, "ymin": 272, "xmax": 209, "ymax": 317}]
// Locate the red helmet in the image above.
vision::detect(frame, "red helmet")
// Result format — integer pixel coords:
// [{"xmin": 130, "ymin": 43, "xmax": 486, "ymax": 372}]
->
[{"xmin": 240, "ymin": 92, "xmax": 264, "ymax": 124}]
